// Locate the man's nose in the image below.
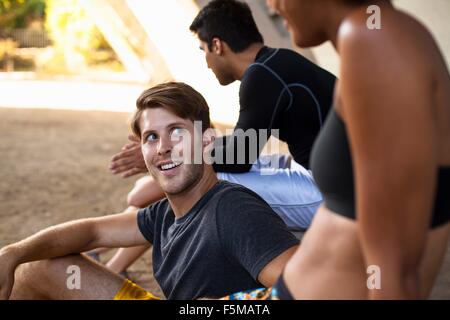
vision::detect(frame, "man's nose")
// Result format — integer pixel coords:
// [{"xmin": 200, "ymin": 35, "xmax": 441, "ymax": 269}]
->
[{"xmin": 157, "ymin": 136, "xmax": 172, "ymax": 156}]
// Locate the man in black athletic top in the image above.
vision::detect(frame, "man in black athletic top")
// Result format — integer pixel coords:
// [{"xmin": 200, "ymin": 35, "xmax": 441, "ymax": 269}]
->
[{"xmin": 189, "ymin": 0, "xmax": 336, "ymax": 171}]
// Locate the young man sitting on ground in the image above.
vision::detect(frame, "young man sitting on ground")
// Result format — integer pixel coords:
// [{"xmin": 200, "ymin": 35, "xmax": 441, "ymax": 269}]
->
[{"xmin": 0, "ymin": 82, "xmax": 299, "ymax": 300}]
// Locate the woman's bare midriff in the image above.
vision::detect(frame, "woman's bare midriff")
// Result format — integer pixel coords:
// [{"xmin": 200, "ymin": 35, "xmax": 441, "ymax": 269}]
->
[{"xmin": 283, "ymin": 205, "xmax": 450, "ymax": 299}]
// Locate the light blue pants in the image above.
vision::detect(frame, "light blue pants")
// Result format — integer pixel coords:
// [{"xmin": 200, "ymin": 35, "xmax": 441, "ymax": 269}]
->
[{"xmin": 217, "ymin": 155, "xmax": 323, "ymax": 231}]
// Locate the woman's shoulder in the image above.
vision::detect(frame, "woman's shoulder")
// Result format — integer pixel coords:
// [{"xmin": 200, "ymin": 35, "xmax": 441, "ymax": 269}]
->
[{"xmin": 338, "ymin": 4, "xmax": 436, "ymax": 62}]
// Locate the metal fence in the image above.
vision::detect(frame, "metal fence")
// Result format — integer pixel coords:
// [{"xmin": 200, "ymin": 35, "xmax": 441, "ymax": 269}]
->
[{"xmin": 0, "ymin": 29, "xmax": 52, "ymax": 48}]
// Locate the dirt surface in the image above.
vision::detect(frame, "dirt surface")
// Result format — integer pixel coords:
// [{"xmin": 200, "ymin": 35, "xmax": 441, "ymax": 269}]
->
[
  {"xmin": 0, "ymin": 107, "xmax": 448, "ymax": 299},
  {"xmin": 0, "ymin": 107, "xmax": 164, "ymax": 297}
]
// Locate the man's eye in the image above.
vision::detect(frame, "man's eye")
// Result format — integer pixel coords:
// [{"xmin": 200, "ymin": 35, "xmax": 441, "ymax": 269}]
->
[
  {"xmin": 146, "ymin": 133, "xmax": 158, "ymax": 142},
  {"xmin": 171, "ymin": 128, "xmax": 185, "ymax": 140}
]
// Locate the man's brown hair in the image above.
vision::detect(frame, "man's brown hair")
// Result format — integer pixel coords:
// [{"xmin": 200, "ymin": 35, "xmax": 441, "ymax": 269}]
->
[{"xmin": 131, "ymin": 82, "xmax": 211, "ymax": 138}]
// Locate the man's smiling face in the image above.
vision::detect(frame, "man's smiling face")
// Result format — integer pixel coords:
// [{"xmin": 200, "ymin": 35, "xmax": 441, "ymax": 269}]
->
[{"xmin": 139, "ymin": 107, "xmax": 204, "ymax": 195}]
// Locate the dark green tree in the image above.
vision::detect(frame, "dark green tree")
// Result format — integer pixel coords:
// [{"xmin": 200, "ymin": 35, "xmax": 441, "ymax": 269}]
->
[{"xmin": 0, "ymin": 0, "xmax": 46, "ymax": 29}]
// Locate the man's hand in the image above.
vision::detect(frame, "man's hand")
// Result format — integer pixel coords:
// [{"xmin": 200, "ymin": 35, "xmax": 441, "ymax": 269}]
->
[
  {"xmin": 109, "ymin": 134, "xmax": 147, "ymax": 178},
  {"xmin": 0, "ymin": 247, "xmax": 17, "ymax": 300}
]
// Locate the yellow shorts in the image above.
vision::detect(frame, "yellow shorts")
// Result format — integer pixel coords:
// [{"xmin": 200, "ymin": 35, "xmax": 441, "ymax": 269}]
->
[{"xmin": 114, "ymin": 279, "xmax": 160, "ymax": 300}]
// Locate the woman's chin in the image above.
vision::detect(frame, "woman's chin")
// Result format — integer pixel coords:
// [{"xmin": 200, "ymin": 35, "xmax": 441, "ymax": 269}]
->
[{"xmin": 291, "ymin": 32, "xmax": 327, "ymax": 49}]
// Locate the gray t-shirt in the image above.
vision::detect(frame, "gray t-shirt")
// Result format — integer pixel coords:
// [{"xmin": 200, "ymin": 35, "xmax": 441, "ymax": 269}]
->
[{"xmin": 137, "ymin": 180, "xmax": 299, "ymax": 300}]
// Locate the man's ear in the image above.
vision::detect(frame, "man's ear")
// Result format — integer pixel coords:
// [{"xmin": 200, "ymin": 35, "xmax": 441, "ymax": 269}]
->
[
  {"xmin": 211, "ymin": 37, "xmax": 223, "ymax": 55},
  {"xmin": 202, "ymin": 128, "xmax": 216, "ymax": 148},
  {"xmin": 202, "ymin": 128, "xmax": 216, "ymax": 164}
]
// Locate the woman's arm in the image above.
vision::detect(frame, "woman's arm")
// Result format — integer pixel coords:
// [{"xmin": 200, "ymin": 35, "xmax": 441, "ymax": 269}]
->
[{"xmin": 339, "ymin": 16, "xmax": 437, "ymax": 299}]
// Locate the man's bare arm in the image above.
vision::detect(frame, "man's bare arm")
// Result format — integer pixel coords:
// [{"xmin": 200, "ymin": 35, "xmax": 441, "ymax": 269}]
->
[
  {"xmin": 0, "ymin": 207, "xmax": 149, "ymax": 299},
  {"xmin": 257, "ymin": 245, "xmax": 298, "ymax": 287},
  {"xmin": 0, "ymin": 207, "xmax": 148, "ymax": 268}
]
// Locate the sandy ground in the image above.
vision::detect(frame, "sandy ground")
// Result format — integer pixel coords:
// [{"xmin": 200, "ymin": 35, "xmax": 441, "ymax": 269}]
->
[
  {"xmin": 0, "ymin": 107, "xmax": 164, "ymax": 298},
  {"xmin": 0, "ymin": 107, "xmax": 449, "ymax": 299}
]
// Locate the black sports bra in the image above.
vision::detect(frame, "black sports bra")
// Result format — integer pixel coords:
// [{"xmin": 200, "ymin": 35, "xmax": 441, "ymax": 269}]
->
[{"xmin": 310, "ymin": 108, "xmax": 450, "ymax": 228}]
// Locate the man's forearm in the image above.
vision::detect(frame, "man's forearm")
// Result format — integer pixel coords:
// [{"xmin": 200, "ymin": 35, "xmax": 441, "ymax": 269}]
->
[
  {"xmin": 212, "ymin": 134, "xmax": 262, "ymax": 173},
  {"xmin": 0, "ymin": 218, "xmax": 98, "ymax": 267}
]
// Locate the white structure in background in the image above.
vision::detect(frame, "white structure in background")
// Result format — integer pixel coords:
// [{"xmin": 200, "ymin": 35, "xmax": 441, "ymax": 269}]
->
[
  {"xmin": 125, "ymin": 0, "xmax": 241, "ymax": 126},
  {"xmin": 0, "ymin": 0, "xmax": 448, "ymax": 120}
]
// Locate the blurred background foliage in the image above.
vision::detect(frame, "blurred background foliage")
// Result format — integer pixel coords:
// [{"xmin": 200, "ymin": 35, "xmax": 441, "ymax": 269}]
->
[
  {"xmin": 0, "ymin": 0, "xmax": 45, "ymax": 29},
  {"xmin": 0, "ymin": 0, "xmax": 122, "ymax": 74}
]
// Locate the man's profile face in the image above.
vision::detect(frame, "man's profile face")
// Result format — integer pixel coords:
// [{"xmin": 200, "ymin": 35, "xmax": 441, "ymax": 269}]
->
[
  {"xmin": 199, "ymin": 40, "xmax": 235, "ymax": 86},
  {"xmin": 138, "ymin": 107, "xmax": 204, "ymax": 195}
]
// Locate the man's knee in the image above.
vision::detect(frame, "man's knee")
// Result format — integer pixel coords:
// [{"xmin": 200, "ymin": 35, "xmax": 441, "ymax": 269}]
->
[
  {"xmin": 126, "ymin": 189, "xmax": 141, "ymax": 207},
  {"xmin": 11, "ymin": 259, "xmax": 56, "ymax": 299},
  {"xmin": 16, "ymin": 259, "xmax": 48, "ymax": 281},
  {"xmin": 127, "ymin": 176, "xmax": 154, "ymax": 207},
  {"xmin": 16, "ymin": 257, "xmax": 70, "ymax": 287}
]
